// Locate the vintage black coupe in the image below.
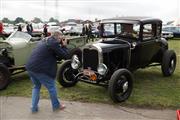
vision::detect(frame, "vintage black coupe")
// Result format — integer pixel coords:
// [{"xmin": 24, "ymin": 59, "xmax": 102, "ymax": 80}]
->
[{"xmin": 58, "ymin": 17, "xmax": 177, "ymax": 102}]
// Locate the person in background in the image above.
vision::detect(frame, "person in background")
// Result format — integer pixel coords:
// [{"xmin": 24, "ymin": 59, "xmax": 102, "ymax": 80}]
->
[
  {"xmin": 86, "ymin": 22, "xmax": 93, "ymax": 42},
  {"xmin": 26, "ymin": 31, "xmax": 69, "ymax": 113},
  {"xmin": 97, "ymin": 23, "xmax": 103, "ymax": 38},
  {"xmin": 18, "ymin": 24, "xmax": 22, "ymax": 31},
  {"xmin": 0, "ymin": 21, "xmax": 5, "ymax": 40},
  {"xmin": 43, "ymin": 24, "xmax": 48, "ymax": 37},
  {"xmin": 82, "ymin": 23, "xmax": 86, "ymax": 36},
  {"xmin": 26, "ymin": 22, "xmax": 33, "ymax": 36}
]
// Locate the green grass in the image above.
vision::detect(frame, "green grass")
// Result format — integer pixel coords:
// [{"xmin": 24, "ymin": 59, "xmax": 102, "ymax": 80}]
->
[{"xmin": 0, "ymin": 39, "xmax": 180, "ymax": 109}]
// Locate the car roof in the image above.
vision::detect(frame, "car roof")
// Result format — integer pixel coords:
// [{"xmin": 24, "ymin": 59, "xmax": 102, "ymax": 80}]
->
[{"xmin": 101, "ymin": 16, "xmax": 162, "ymax": 24}]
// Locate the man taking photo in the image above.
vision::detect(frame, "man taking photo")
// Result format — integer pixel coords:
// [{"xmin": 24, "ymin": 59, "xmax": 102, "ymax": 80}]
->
[{"xmin": 26, "ymin": 31, "xmax": 69, "ymax": 113}]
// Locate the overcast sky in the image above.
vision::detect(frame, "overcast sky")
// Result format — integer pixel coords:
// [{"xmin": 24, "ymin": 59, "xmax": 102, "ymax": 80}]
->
[{"xmin": 0, "ymin": 0, "xmax": 180, "ymax": 23}]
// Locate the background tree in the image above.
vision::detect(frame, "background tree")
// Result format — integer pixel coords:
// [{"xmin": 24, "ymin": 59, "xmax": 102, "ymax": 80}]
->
[
  {"xmin": 2, "ymin": 17, "xmax": 11, "ymax": 23},
  {"xmin": 14, "ymin": 17, "xmax": 25, "ymax": 24},
  {"xmin": 32, "ymin": 17, "xmax": 42, "ymax": 23},
  {"xmin": 49, "ymin": 17, "xmax": 59, "ymax": 24}
]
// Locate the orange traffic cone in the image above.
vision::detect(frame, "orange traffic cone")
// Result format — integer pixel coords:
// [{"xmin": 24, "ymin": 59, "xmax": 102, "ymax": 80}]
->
[{"xmin": 177, "ymin": 110, "xmax": 180, "ymax": 120}]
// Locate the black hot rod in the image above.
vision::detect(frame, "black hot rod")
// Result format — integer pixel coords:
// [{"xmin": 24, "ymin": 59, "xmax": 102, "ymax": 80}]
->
[{"xmin": 58, "ymin": 17, "xmax": 176, "ymax": 102}]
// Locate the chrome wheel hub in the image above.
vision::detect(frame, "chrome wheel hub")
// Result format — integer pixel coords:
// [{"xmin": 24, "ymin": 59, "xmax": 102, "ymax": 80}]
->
[
  {"xmin": 170, "ymin": 59, "xmax": 174, "ymax": 68},
  {"xmin": 122, "ymin": 81, "xmax": 128, "ymax": 93}
]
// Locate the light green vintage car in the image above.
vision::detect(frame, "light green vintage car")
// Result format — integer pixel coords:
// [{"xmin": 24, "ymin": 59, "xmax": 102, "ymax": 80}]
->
[{"xmin": 0, "ymin": 31, "xmax": 86, "ymax": 90}]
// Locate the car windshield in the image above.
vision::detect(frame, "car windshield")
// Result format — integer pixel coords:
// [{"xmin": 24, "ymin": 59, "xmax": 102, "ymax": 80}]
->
[
  {"xmin": 7, "ymin": 31, "xmax": 31, "ymax": 41},
  {"xmin": 102, "ymin": 23, "xmax": 140, "ymax": 39}
]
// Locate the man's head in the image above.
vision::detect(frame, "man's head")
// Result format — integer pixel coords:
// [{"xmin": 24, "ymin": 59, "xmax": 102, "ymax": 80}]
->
[{"xmin": 51, "ymin": 31, "xmax": 65, "ymax": 43}]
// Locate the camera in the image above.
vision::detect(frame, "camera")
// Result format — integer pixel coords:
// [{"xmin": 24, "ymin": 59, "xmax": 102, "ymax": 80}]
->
[{"xmin": 60, "ymin": 38, "xmax": 69, "ymax": 45}]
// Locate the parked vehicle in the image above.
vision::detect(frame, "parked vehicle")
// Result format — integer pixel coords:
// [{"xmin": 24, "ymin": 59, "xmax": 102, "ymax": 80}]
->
[
  {"xmin": 161, "ymin": 31, "xmax": 174, "ymax": 40},
  {"xmin": 3, "ymin": 26, "xmax": 15, "ymax": 37},
  {"xmin": 91, "ymin": 26, "xmax": 99, "ymax": 37},
  {"xmin": 58, "ymin": 17, "xmax": 176, "ymax": 102},
  {"xmin": 62, "ymin": 24, "xmax": 83, "ymax": 36},
  {"xmin": 48, "ymin": 26, "xmax": 60, "ymax": 33},
  {"xmin": 162, "ymin": 26, "xmax": 180, "ymax": 38},
  {"xmin": 0, "ymin": 31, "xmax": 87, "ymax": 90}
]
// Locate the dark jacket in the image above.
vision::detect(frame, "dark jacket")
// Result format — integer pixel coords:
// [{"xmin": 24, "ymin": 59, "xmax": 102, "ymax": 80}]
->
[
  {"xmin": 18, "ymin": 25, "xmax": 22, "ymax": 31},
  {"xmin": 26, "ymin": 36, "xmax": 69, "ymax": 79},
  {"xmin": 43, "ymin": 27, "xmax": 48, "ymax": 37},
  {"xmin": 26, "ymin": 24, "xmax": 33, "ymax": 32}
]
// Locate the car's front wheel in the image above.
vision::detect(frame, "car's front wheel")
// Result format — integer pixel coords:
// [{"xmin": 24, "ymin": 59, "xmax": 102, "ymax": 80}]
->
[
  {"xmin": 108, "ymin": 69, "xmax": 133, "ymax": 102},
  {"xmin": 0, "ymin": 64, "xmax": 10, "ymax": 90},
  {"xmin": 161, "ymin": 50, "xmax": 176, "ymax": 76},
  {"xmin": 58, "ymin": 60, "xmax": 79, "ymax": 87}
]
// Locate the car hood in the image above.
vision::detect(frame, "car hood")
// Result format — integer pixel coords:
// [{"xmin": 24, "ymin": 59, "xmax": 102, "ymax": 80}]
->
[
  {"xmin": 0, "ymin": 38, "xmax": 28, "ymax": 50},
  {"xmin": 91, "ymin": 38, "xmax": 130, "ymax": 53}
]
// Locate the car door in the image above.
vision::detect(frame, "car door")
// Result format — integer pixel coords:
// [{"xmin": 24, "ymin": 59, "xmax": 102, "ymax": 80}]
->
[
  {"xmin": 13, "ymin": 36, "xmax": 41, "ymax": 66},
  {"xmin": 28, "ymin": 38, "xmax": 40, "ymax": 51},
  {"xmin": 9, "ymin": 32, "xmax": 32, "ymax": 66},
  {"xmin": 138, "ymin": 23, "xmax": 162, "ymax": 67},
  {"xmin": 25, "ymin": 37, "xmax": 42, "ymax": 61},
  {"xmin": 11, "ymin": 39, "xmax": 29, "ymax": 66}
]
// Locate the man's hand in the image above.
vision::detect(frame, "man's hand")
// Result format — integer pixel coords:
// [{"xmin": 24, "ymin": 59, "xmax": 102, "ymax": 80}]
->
[{"xmin": 61, "ymin": 38, "xmax": 68, "ymax": 46}]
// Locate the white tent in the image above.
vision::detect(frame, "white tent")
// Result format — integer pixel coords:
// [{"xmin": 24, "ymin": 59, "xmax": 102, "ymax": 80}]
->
[
  {"xmin": 168, "ymin": 18, "xmax": 180, "ymax": 26},
  {"xmin": 173, "ymin": 18, "xmax": 180, "ymax": 26}
]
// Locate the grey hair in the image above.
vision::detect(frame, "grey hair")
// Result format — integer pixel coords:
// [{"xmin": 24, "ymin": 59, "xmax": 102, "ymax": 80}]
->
[{"xmin": 51, "ymin": 31, "xmax": 63, "ymax": 40}]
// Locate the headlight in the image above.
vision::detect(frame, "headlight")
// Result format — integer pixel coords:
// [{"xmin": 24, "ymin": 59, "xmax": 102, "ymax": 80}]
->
[
  {"xmin": 71, "ymin": 55, "xmax": 81, "ymax": 69},
  {"xmin": 97, "ymin": 63, "xmax": 107, "ymax": 75},
  {"xmin": 0, "ymin": 48, "xmax": 7, "ymax": 56}
]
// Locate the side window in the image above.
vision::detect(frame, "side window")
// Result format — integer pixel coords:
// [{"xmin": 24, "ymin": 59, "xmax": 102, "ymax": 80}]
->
[
  {"xmin": 162, "ymin": 27, "xmax": 168, "ymax": 31},
  {"xmin": 116, "ymin": 23, "xmax": 139, "ymax": 39},
  {"xmin": 175, "ymin": 27, "xmax": 179, "ymax": 32},
  {"xmin": 133, "ymin": 24, "xmax": 140, "ymax": 38},
  {"xmin": 116, "ymin": 24, "xmax": 121, "ymax": 34},
  {"xmin": 143, "ymin": 24, "xmax": 155, "ymax": 40},
  {"xmin": 178, "ymin": 27, "xmax": 180, "ymax": 32},
  {"xmin": 103, "ymin": 24, "xmax": 115, "ymax": 36},
  {"xmin": 169, "ymin": 27, "xmax": 177, "ymax": 32}
]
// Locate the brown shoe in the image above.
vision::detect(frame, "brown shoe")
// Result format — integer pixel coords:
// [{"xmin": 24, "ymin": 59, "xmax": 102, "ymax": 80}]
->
[
  {"xmin": 59, "ymin": 104, "xmax": 66, "ymax": 110},
  {"xmin": 53, "ymin": 104, "xmax": 66, "ymax": 112}
]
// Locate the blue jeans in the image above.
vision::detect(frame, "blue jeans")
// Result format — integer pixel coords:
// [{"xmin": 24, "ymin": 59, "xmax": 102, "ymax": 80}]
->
[{"xmin": 28, "ymin": 71, "xmax": 60, "ymax": 112}]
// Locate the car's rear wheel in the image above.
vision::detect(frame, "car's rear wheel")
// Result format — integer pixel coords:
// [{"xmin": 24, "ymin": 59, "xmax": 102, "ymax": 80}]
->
[
  {"xmin": 161, "ymin": 50, "xmax": 176, "ymax": 76},
  {"xmin": 0, "ymin": 64, "xmax": 10, "ymax": 90},
  {"xmin": 108, "ymin": 69, "xmax": 133, "ymax": 102},
  {"xmin": 58, "ymin": 60, "xmax": 79, "ymax": 87}
]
